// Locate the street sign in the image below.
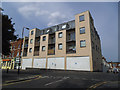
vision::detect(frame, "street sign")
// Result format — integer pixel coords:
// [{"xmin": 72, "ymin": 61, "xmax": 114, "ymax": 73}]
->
[{"xmin": 16, "ymin": 58, "xmax": 20, "ymax": 61}]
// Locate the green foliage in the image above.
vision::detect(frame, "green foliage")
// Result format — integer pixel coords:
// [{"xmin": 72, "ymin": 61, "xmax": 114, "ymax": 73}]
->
[{"xmin": 2, "ymin": 14, "xmax": 17, "ymax": 55}]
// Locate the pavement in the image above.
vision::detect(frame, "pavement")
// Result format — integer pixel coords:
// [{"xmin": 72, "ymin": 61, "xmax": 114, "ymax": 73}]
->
[{"xmin": 1, "ymin": 69, "xmax": 120, "ymax": 89}]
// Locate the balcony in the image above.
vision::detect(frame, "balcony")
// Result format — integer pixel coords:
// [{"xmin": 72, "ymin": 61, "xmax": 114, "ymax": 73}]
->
[
  {"xmin": 48, "ymin": 39, "xmax": 55, "ymax": 44},
  {"xmin": 24, "ymin": 44, "xmax": 28, "ymax": 48},
  {"xmin": 48, "ymin": 49, "xmax": 55, "ymax": 55},
  {"xmin": 66, "ymin": 38, "xmax": 75, "ymax": 42},
  {"xmin": 66, "ymin": 48, "xmax": 76, "ymax": 54},
  {"xmin": 35, "ymin": 42, "xmax": 40, "ymax": 46},
  {"xmin": 23, "ymin": 53, "xmax": 27, "ymax": 57},
  {"xmin": 34, "ymin": 51, "xmax": 39, "ymax": 56}
]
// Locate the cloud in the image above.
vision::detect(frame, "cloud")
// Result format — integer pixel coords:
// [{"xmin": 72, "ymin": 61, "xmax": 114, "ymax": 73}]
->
[
  {"xmin": 18, "ymin": 3, "xmax": 71, "ymax": 27},
  {"xmin": 47, "ymin": 11, "xmax": 67, "ymax": 26},
  {"xmin": 18, "ymin": 4, "xmax": 50, "ymax": 19}
]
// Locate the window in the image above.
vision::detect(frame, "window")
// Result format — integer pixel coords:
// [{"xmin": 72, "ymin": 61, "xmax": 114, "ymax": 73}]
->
[
  {"xmin": 42, "ymin": 46, "xmax": 45, "ymax": 51},
  {"xmin": 58, "ymin": 32, "xmax": 63, "ymax": 38},
  {"xmin": 10, "ymin": 46, "xmax": 12, "ymax": 50},
  {"xmin": 31, "ymin": 31, "xmax": 34, "ymax": 35},
  {"xmin": 29, "ymin": 48, "xmax": 32, "ymax": 53},
  {"xmin": 96, "ymin": 45, "xmax": 97, "ymax": 51},
  {"xmin": 58, "ymin": 43, "xmax": 62, "ymax": 50},
  {"xmin": 118, "ymin": 64, "xmax": 120, "ymax": 66},
  {"xmin": 80, "ymin": 27, "xmax": 85, "ymax": 34},
  {"xmin": 12, "ymin": 52, "xmax": 14, "ymax": 57},
  {"xmin": 43, "ymin": 36, "xmax": 46, "ymax": 41},
  {"xmin": 18, "ymin": 44, "xmax": 20, "ymax": 48},
  {"xmin": 80, "ymin": 40, "xmax": 86, "ymax": 47},
  {"xmin": 79, "ymin": 15, "xmax": 84, "ymax": 22},
  {"xmin": 62, "ymin": 24, "xmax": 66, "ymax": 29},
  {"xmin": 17, "ymin": 51, "xmax": 19, "ymax": 56},
  {"xmin": 30, "ymin": 39, "xmax": 33, "ymax": 44}
]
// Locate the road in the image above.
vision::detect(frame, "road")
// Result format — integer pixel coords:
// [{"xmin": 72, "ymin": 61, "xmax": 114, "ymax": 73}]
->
[{"xmin": 1, "ymin": 69, "xmax": 120, "ymax": 89}]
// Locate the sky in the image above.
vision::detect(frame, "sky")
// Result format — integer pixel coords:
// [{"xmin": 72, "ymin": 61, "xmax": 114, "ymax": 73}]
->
[{"xmin": 1, "ymin": 2, "xmax": 118, "ymax": 62}]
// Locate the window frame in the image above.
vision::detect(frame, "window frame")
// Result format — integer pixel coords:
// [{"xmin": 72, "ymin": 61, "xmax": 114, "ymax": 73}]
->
[
  {"xmin": 43, "ymin": 36, "xmax": 46, "ymax": 41},
  {"xmin": 58, "ymin": 43, "xmax": 63, "ymax": 50},
  {"xmin": 29, "ymin": 48, "xmax": 32, "ymax": 53},
  {"xmin": 62, "ymin": 24, "xmax": 66, "ymax": 29},
  {"xmin": 79, "ymin": 15, "xmax": 85, "ymax": 22},
  {"xmin": 80, "ymin": 27, "xmax": 85, "ymax": 34},
  {"xmin": 80, "ymin": 40, "xmax": 86, "ymax": 47},
  {"xmin": 31, "ymin": 31, "xmax": 34, "ymax": 35},
  {"xmin": 30, "ymin": 39, "xmax": 33, "ymax": 44},
  {"xmin": 42, "ymin": 46, "xmax": 46, "ymax": 51},
  {"xmin": 58, "ymin": 32, "xmax": 63, "ymax": 38}
]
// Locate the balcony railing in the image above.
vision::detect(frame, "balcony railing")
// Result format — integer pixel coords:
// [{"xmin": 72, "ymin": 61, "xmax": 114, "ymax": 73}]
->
[
  {"xmin": 35, "ymin": 42, "xmax": 40, "ymax": 46},
  {"xmin": 48, "ymin": 39, "xmax": 55, "ymax": 44},
  {"xmin": 24, "ymin": 44, "xmax": 28, "ymax": 48},
  {"xmin": 48, "ymin": 49, "xmax": 55, "ymax": 55},
  {"xmin": 23, "ymin": 53, "xmax": 27, "ymax": 57},
  {"xmin": 66, "ymin": 37, "xmax": 75, "ymax": 42},
  {"xmin": 34, "ymin": 51, "xmax": 39, "ymax": 56},
  {"xmin": 66, "ymin": 48, "xmax": 76, "ymax": 54}
]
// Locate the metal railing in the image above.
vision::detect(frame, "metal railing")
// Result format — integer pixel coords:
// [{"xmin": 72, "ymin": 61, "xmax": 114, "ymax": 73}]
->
[
  {"xmin": 34, "ymin": 51, "xmax": 39, "ymax": 56},
  {"xmin": 48, "ymin": 49, "xmax": 55, "ymax": 55}
]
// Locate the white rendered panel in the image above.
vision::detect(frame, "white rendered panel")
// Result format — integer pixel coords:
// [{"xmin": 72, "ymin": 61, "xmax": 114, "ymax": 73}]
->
[
  {"xmin": 22, "ymin": 58, "xmax": 32, "ymax": 69},
  {"xmin": 66, "ymin": 56, "xmax": 90, "ymax": 71},
  {"xmin": 47, "ymin": 57, "xmax": 64, "ymax": 70},
  {"xmin": 33, "ymin": 58, "xmax": 46, "ymax": 68}
]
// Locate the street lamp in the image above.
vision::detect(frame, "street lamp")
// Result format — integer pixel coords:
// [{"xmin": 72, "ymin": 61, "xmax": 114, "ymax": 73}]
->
[{"xmin": 18, "ymin": 27, "xmax": 29, "ymax": 74}]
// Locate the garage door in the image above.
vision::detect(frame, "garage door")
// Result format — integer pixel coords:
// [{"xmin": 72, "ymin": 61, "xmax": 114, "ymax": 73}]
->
[
  {"xmin": 33, "ymin": 58, "xmax": 46, "ymax": 69},
  {"xmin": 47, "ymin": 57, "xmax": 65, "ymax": 70},
  {"xmin": 22, "ymin": 58, "xmax": 32, "ymax": 69},
  {"xmin": 66, "ymin": 56, "xmax": 90, "ymax": 71}
]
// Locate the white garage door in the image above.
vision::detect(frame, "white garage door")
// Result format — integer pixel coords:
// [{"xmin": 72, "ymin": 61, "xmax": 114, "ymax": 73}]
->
[
  {"xmin": 33, "ymin": 58, "xmax": 46, "ymax": 69},
  {"xmin": 66, "ymin": 56, "xmax": 90, "ymax": 71},
  {"xmin": 22, "ymin": 58, "xmax": 32, "ymax": 69},
  {"xmin": 47, "ymin": 57, "xmax": 65, "ymax": 70}
]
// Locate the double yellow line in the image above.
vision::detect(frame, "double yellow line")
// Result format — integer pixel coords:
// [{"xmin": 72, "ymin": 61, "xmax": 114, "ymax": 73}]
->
[
  {"xmin": 1, "ymin": 75, "xmax": 42, "ymax": 87},
  {"xmin": 87, "ymin": 81, "xmax": 107, "ymax": 89}
]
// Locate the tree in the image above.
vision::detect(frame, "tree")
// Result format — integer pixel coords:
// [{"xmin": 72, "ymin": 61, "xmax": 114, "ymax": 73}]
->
[{"xmin": 2, "ymin": 13, "xmax": 17, "ymax": 55}]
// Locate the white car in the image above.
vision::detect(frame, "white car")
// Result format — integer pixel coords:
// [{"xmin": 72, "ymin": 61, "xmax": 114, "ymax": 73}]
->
[{"xmin": 113, "ymin": 68, "xmax": 119, "ymax": 73}]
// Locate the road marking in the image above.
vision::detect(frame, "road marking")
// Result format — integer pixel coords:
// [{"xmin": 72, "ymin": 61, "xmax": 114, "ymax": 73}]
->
[
  {"xmin": 5, "ymin": 75, "xmax": 40, "ymax": 83},
  {"xmin": 44, "ymin": 77, "xmax": 69, "ymax": 86},
  {"xmin": 1, "ymin": 75, "xmax": 42, "ymax": 87},
  {"xmin": 87, "ymin": 81, "xmax": 107, "ymax": 89}
]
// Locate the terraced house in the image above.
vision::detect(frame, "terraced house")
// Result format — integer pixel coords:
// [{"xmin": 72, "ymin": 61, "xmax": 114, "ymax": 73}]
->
[{"xmin": 22, "ymin": 11, "xmax": 102, "ymax": 72}]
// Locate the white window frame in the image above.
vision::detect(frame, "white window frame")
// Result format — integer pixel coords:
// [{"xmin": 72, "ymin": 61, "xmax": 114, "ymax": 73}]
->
[
  {"xmin": 58, "ymin": 43, "xmax": 63, "ymax": 50},
  {"xmin": 80, "ymin": 40, "xmax": 86, "ymax": 47},
  {"xmin": 29, "ymin": 48, "xmax": 32, "ymax": 53},
  {"xmin": 42, "ymin": 46, "xmax": 45, "ymax": 51}
]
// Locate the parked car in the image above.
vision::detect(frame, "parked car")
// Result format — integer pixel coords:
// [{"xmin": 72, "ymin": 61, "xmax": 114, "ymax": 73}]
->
[
  {"xmin": 107, "ymin": 69, "xmax": 112, "ymax": 73},
  {"xmin": 113, "ymin": 68, "xmax": 119, "ymax": 74}
]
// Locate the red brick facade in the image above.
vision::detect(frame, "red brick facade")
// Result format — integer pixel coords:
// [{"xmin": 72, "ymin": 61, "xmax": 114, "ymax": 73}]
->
[
  {"xmin": 2, "ymin": 38, "xmax": 23, "ymax": 59},
  {"xmin": 10, "ymin": 39, "xmax": 23, "ymax": 58}
]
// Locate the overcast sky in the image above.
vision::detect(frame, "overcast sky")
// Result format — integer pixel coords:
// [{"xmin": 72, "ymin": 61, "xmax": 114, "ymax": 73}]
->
[{"xmin": 2, "ymin": 2, "xmax": 118, "ymax": 62}]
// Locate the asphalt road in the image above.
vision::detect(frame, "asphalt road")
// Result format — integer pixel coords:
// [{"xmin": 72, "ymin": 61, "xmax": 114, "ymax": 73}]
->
[{"xmin": 1, "ymin": 69, "xmax": 120, "ymax": 89}]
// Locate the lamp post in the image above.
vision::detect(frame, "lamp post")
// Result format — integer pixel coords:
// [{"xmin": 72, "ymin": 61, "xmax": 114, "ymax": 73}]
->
[{"xmin": 18, "ymin": 27, "xmax": 29, "ymax": 74}]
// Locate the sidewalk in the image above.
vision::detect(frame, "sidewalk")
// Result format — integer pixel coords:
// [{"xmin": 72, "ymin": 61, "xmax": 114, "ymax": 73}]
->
[{"xmin": 2, "ymin": 69, "xmax": 40, "ymax": 84}]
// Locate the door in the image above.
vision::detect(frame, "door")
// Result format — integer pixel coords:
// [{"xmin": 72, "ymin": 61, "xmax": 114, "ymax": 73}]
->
[
  {"xmin": 66, "ymin": 56, "xmax": 90, "ymax": 71},
  {"xmin": 47, "ymin": 57, "xmax": 65, "ymax": 70},
  {"xmin": 33, "ymin": 58, "xmax": 46, "ymax": 69},
  {"xmin": 22, "ymin": 58, "xmax": 32, "ymax": 69}
]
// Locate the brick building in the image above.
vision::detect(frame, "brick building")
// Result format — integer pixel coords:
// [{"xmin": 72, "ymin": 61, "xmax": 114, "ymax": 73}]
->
[{"xmin": 1, "ymin": 38, "xmax": 23, "ymax": 69}]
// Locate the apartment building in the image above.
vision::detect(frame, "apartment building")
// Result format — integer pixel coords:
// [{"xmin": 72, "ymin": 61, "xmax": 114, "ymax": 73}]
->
[{"xmin": 22, "ymin": 11, "xmax": 102, "ymax": 72}]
